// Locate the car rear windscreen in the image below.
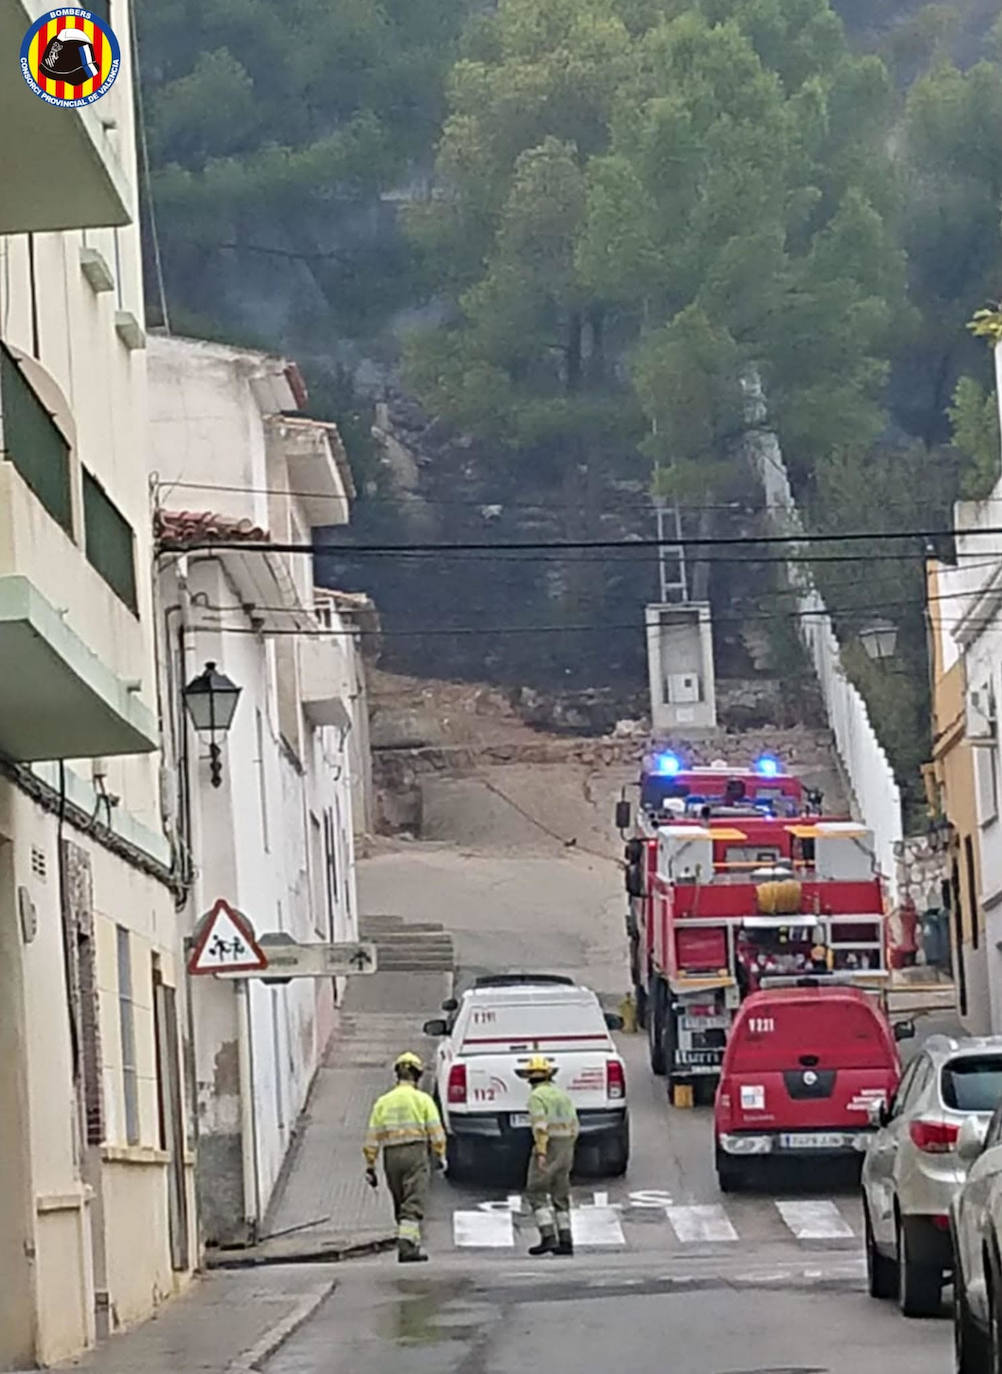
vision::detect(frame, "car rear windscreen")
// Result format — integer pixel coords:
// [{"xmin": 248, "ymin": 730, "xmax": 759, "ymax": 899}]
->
[
  {"xmin": 728, "ymin": 998, "xmax": 890, "ymax": 1071},
  {"xmin": 460, "ymin": 1001, "xmax": 609, "ymax": 1053},
  {"xmin": 941, "ymin": 1057, "xmax": 1002, "ymax": 1112}
]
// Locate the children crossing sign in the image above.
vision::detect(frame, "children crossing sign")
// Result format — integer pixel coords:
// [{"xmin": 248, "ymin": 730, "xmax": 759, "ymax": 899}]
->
[{"xmin": 188, "ymin": 899, "xmax": 268, "ymax": 975}]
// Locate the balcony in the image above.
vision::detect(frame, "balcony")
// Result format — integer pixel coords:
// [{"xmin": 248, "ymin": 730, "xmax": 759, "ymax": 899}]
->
[
  {"xmin": 0, "ymin": 0, "xmax": 131, "ymax": 233},
  {"xmin": 0, "ymin": 575, "xmax": 155, "ymax": 760},
  {"xmin": 0, "ymin": 349, "xmax": 156, "ymax": 761},
  {"xmin": 299, "ymin": 637, "xmax": 351, "ymax": 730}
]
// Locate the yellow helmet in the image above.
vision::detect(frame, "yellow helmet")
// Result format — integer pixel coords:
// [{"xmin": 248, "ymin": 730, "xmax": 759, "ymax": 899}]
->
[
  {"xmin": 517, "ymin": 1054, "xmax": 556, "ymax": 1080},
  {"xmin": 394, "ymin": 1051, "xmax": 424, "ymax": 1074}
]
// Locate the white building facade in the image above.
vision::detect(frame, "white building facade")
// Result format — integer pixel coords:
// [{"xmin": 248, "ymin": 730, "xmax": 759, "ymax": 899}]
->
[
  {"xmin": 934, "ymin": 342, "xmax": 1002, "ymax": 1031},
  {"xmin": 148, "ymin": 337, "xmax": 363, "ymax": 1244},
  {"xmin": 0, "ymin": 2, "xmax": 196, "ymax": 1365}
]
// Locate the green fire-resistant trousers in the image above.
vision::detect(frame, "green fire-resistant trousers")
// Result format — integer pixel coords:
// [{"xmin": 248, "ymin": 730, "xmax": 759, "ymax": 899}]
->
[
  {"xmin": 384, "ymin": 1141, "xmax": 431, "ymax": 1246},
  {"xmin": 525, "ymin": 1136, "xmax": 575, "ymax": 1235}
]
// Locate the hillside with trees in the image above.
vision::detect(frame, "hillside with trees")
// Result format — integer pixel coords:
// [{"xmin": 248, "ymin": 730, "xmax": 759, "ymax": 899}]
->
[{"xmin": 137, "ymin": 0, "xmax": 1002, "ymax": 811}]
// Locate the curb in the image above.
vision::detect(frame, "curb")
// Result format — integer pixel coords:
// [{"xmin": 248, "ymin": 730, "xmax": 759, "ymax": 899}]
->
[
  {"xmin": 207, "ymin": 1236, "xmax": 397, "ymax": 1270},
  {"xmin": 225, "ymin": 1281, "xmax": 336, "ymax": 1371}
]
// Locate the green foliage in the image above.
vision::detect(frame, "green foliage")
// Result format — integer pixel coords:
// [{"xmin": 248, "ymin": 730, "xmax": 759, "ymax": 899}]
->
[{"xmin": 949, "ymin": 375, "xmax": 1001, "ymax": 499}]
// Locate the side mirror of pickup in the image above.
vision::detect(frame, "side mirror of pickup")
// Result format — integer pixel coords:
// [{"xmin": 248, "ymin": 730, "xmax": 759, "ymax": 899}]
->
[
  {"xmin": 422, "ymin": 1019, "xmax": 448, "ymax": 1037},
  {"xmin": 615, "ymin": 799, "xmax": 631, "ymax": 831},
  {"xmin": 441, "ymin": 998, "xmax": 458, "ymax": 1013},
  {"xmin": 867, "ymin": 1098, "xmax": 890, "ymax": 1129},
  {"xmin": 604, "ymin": 1012, "xmax": 624, "ymax": 1031}
]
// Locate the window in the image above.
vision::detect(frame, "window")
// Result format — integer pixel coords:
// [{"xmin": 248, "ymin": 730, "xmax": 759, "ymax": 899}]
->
[
  {"xmin": 83, "ymin": 471, "xmax": 137, "ymax": 612},
  {"xmin": 890, "ymin": 1059, "xmax": 922, "ymax": 1118},
  {"xmin": 255, "ymin": 709, "xmax": 270, "ymax": 852},
  {"xmin": 976, "ymin": 746, "xmax": 999, "ymax": 826},
  {"xmin": 964, "ymin": 836, "xmax": 980, "ymax": 952},
  {"xmin": 941, "ymin": 1057, "xmax": 1002, "ymax": 1112},
  {"xmin": 310, "ymin": 813, "xmax": 326, "ymax": 938},
  {"xmin": 116, "ymin": 925, "xmax": 140, "ymax": 1146},
  {"xmin": 323, "ymin": 810, "xmax": 340, "ymax": 938},
  {"xmin": 0, "ymin": 345, "xmax": 72, "ymax": 532}
]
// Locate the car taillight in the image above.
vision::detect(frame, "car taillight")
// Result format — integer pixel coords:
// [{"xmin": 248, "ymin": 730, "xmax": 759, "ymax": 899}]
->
[
  {"xmin": 909, "ymin": 1119, "xmax": 958, "ymax": 1154},
  {"xmin": 607, "ymin": 1060, "xmax": 626, "ymax": 1100},
  {"xmin": 447, "ymin": 1063, "xmax": 467, "ymax": 1104}
]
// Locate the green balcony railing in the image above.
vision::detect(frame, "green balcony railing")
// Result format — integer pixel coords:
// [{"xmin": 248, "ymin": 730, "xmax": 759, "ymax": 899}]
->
[
  {"xmin": 0, "ymin": 345, "xmax": 73, "ymax": 534},
  {"xmin": 83, "ymin": 470, "xmax": 137, "ymax": 614}
]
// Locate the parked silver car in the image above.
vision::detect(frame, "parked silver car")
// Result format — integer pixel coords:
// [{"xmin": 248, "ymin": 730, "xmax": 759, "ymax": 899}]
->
[
  {"xmin": 862, "ymin": 1035, "xmax": 1002, "ymax": 1317},
  {"xmin": 950, "ymin": 1108, "xmax": 998, "ymax": 1373}
]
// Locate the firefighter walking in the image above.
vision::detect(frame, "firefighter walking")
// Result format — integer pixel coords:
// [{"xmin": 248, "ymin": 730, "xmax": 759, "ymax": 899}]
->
[
  {"xmin": 517, "ymin": 1055, "xmax": 579, "ymax": 1257},
  {"xmin": 364, "ymin": 1051, "xmax": 446, "ymax": 1262}
]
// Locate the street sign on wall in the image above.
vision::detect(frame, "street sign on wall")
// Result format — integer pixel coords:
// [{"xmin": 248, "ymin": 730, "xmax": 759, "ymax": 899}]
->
[
  {"xmin": 188, "ymin": 900, "xmax": 377, "ymax": 979},
  {"xmin": 188, "ymin": 899, "xmax": 268, "ymax": 975},
  {"xmin": 214, "ymin": 939, "xmax": 378, "ymax": 980}
]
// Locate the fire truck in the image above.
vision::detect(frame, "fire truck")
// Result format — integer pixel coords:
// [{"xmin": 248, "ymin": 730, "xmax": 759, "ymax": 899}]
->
[{"xmin": 616, "ymin": 752, "xmax": 888, "ymax": 1103}]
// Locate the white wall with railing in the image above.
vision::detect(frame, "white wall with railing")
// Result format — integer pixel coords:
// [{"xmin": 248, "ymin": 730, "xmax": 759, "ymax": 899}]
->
[{"xmin": 742, "ymin": 379, "xmax": 902, "ymax": 897}]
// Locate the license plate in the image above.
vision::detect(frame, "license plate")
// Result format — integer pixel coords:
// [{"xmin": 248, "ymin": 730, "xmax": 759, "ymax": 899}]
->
[
  {"xmin": 779, "ymin": 1132, "xmax": 847, "ymax": 1150},
  {"xmin": 510, "ymin": 1113, "xmax": 531, "ymax": 1128}
]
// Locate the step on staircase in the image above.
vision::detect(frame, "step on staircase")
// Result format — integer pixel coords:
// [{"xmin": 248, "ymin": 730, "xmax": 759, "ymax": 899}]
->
[{"xmin": 360, "ymin": 913, "xmax": 455, "ymax": 973}]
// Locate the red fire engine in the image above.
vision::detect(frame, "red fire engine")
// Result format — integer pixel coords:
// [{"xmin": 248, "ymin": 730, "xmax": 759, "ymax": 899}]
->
[{"xmin": 616, "ymin": 752, "xmax": 888, "ymax": 1103}]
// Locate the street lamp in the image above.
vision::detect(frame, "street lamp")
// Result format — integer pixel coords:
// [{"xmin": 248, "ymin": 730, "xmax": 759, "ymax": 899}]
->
[
  {"xmin": 182, "ymin": 661, "xmax": 242, "ymax": 788},
  {"xmin": 859, "ymin": 619, "xmax": 898, "ymax": 663}
]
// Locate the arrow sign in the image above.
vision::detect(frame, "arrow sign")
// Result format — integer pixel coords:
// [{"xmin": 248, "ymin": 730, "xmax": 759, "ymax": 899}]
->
[
  {"xmin": 214, "ymin": 940, "xmax": 378, "ymax": 980},
  {"xmin": 188, "ymin": 899, "xmax": 268, "ymax": 976}
]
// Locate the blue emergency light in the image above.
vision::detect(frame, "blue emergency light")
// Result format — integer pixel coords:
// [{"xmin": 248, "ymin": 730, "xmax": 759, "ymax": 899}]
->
[
  {"xmin": 654, "ymin": 751, "xmax": 681, "ymax": 776},
  {"xmin": 754, "ymin": 754, "xmax": 781, "ymax": 777}
]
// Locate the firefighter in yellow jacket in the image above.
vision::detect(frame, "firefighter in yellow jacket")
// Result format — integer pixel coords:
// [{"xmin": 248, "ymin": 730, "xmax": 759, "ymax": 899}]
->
[
  {"xmin": 517, "ymin": 1055, "xmax": 580, "ymax": 1257},
  {"xmin": 364, "ymin": 1051, "xmax": 446, "ymax": 1262}
]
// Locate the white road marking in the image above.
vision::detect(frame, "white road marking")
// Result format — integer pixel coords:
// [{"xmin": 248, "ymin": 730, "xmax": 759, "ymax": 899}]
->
[
  {"xmin": 570, "ymin": 1206, "xmax": 625, "ymax": 1247},
  {"xmin": 666, "ymin": 1204, "xmax": 738, "ymax": 1243},
  {"xmin": 592, "ymin": 1190, "xmax": 609, "ymax": 1207},
  {"xmin": 453, "ymin": 1209, "xmax": 515, "ymax": 1247},
  {"xmin": 775, "ymin": 1200, "xmax": 854, "ymax": 1240}
]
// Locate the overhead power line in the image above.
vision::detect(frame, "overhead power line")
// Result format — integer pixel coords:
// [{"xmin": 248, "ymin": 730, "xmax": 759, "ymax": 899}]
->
[{"xmin": 157, "ymin": 524, "xmax": 984, "ymax": 557}]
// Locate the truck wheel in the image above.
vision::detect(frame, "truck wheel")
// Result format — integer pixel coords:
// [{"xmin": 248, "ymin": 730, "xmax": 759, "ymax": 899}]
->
[
  {"xmin": 693, "ymin": 1075, "xmax": 717, "ymax": 1108},
  {"xmin": 603, "ymin": 1118, "xmax": 630, "ymax": 1177},
  {"xmin": 635, "ymin": 983, "xmax": 648, "ymax": 1031},
  {"xmin": 715, "ymin": 1147, "xmax": 746, "ymax": 1193},
  {"xmin": 648, "ymin": 981, "xmax": 666, "ymax": 1075},
  {"xmin": 446, "ymin": 1136, "xmax": 477, "ymax": 1185},
  {"xmin": 660, "ymin": 1001, "xmax": 677, "ymax": 1084}
]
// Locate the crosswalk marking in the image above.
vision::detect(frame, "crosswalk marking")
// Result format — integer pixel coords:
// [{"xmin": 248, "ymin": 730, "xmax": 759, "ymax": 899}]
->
[
  {"xmin": 774, "ymin": 1200, "xmax": 854, "ymax": 1240},
  {"xmin": 454, "ymin": 1209, "xmax": 515, "ymax": 1247},
  {"xmin": 570, "ymin": 1206, "xmax": 625, "ymax": 1247},
  {"xmin": 449, "ymin": 1196, "xmax": 859, "ymax": 1249},
  {"xmin": 666, "ymin": 1204, "xmax": 738, "ymax": 1243}
]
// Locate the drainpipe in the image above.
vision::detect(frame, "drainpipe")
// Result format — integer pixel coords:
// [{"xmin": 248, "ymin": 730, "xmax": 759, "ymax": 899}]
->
[{"xmin": 176, "ymin": 556, "xmax": 259, "ymax": 1239}]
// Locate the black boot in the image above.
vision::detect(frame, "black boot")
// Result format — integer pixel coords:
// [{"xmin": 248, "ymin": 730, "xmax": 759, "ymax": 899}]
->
[
  {"xmin": 398, "ymin": 1240, "xmax": 429, "ymax": 1263},
  {"xmin": 556, "ymin": 1230, "xmax": 574, "ymax": 1256},
  {"xmin": 529, "ymin": 1230, "xmax": 558, "ymax": 1256}
]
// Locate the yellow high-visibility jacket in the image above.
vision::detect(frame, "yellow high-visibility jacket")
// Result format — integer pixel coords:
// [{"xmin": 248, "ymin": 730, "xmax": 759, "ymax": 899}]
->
[
  {"xmin": 363, "ymin": 1082, "xmax": 446, "ymax": 1167},
  {"xmin": 528, "ymin": 1081, "xmax": 579, "ymax": 1156}
]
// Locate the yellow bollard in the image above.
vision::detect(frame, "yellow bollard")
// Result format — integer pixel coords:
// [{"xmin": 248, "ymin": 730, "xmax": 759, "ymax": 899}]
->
[
  {"xmin": 618, "ymin": 992, "xmax": 637, "ymax": 1033},
  {"xmin": 672, "ymin": 1082, "xmax": 694, "ymax": 1110}
]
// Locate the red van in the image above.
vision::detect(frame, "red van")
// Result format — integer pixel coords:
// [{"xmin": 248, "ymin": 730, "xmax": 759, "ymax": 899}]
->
[{"xmin": 714, "ymin": 984, "xmax": 901, "ymax": 1191}]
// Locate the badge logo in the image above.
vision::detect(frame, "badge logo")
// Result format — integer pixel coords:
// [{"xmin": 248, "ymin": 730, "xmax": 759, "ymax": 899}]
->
[{"xmin": 20, "ymin": 8, "xmax": 120, "ymax": 108}]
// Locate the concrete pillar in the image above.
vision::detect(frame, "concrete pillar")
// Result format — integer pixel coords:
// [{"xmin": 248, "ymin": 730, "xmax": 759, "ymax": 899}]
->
[{"xmin": 0, "ymin": 836, "xmax": 39, "ymax": 1368}]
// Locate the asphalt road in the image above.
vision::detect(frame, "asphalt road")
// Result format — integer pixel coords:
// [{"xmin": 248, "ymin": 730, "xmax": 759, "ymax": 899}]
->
[{"xmin": 265, "ymin": 835, "xmax": 952, "ymax": 1374}]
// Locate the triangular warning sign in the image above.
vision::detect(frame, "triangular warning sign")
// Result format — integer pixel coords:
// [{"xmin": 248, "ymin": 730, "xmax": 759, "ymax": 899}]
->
[{"xmin": 188, "ymin": 899, "xmax": 268, "ymax": 976}]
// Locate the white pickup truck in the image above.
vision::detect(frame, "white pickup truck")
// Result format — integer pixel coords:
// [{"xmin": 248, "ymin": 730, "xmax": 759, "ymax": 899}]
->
[{"xmin": 423, "ymin": 977, "xmax": 629, "ymax": 1179}]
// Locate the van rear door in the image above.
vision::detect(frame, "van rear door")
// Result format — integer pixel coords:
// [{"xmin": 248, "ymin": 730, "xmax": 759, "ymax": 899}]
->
[
  {"xmin": 722, "ymin": 995, "xmax": 897, "ymax": 1134},
  {"xmin": 457, "ymin": 998, "xmax": 615, "ymax": 1118}
]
